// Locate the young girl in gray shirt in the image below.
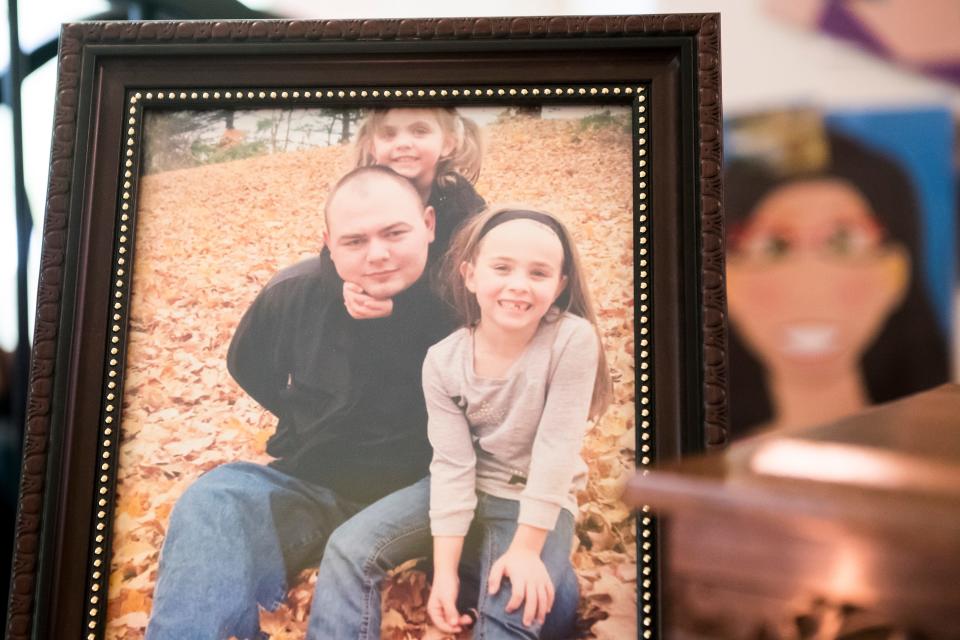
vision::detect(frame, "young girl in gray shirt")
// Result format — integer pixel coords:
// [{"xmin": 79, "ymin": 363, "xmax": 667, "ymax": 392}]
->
[{"xmin": 424, "ymin": 206, "xmax": 611, "ymax": 638}]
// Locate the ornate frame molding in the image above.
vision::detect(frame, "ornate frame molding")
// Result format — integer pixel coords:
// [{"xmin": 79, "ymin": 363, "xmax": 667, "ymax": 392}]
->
[{"xmin": 8, "ymin": 15, "xmax": 724, "ymax": 639}]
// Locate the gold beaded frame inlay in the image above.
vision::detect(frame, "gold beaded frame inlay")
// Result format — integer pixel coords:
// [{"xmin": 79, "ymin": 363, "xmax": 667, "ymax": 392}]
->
[{"xmin": 86, "ymin": 83, "xmax": 654, "ymax": 639}]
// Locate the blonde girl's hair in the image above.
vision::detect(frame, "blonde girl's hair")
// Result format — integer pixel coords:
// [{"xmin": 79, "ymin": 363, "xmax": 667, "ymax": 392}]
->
[
  {"xmin": 439, "ymin": 206, "xmax": 612, "ymax": 420},
  {"xmin": 353, "ymin": 107, "xmax": 483, "ymax": 186}
]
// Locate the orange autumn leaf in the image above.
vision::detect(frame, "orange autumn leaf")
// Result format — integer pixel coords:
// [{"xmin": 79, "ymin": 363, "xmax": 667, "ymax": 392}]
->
[
  {"xmin": 116, "ymin": 491, "xmax": 149, "ymax": 519},
  {"xmin": 119, "ymin": 589, "xmax": 152, "ymax": 617},
  {"xmin": 153, "ymin": 501, "xmax": 172, "ymax": 524}
]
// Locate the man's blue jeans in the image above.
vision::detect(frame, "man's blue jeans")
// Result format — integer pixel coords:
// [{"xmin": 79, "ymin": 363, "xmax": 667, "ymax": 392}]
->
[
  {"xmin": 308, "ymin": 477, "xmax": 579, "ymax": 639},
  {"xmin": 147, "ymin": 463, "xmax": 578, "ymax": 640},
  {"xmin": 146, "ymin": 462, "xmax": 366, "ymax": 640}
]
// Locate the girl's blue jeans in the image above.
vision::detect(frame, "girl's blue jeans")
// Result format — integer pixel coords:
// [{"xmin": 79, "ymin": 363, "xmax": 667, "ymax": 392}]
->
[
  {"xmin": 145, "ymin": 462, "xmax": 578, "ymax": 640},
  {"xmin": 307, "ymin": 476, "xmax": 579, "ymax": 640}
]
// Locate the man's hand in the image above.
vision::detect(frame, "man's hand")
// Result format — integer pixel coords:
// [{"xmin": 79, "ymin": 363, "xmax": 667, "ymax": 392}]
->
[
  {"xmin": 427, "ymin": 571, "xmax": 472, "ymax": 634},
  {"xmin": 487, "ymin": 547, "xmax": 555, "ymax": 627},
  {"xmin": 343, "ymin": 282, "xmax": 393, "ymax": 319}
]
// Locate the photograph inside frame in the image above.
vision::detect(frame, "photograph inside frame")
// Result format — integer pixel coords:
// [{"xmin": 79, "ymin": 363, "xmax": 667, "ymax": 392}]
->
[{"xmin": 107, "ymin": 98, "xmax": 641, "ymax": 639}]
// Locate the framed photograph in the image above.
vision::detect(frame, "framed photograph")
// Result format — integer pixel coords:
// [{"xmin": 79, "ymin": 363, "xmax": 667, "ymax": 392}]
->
[{"xmin": 8, "ymin": 15, "xmax": 725, "ymax": 640}]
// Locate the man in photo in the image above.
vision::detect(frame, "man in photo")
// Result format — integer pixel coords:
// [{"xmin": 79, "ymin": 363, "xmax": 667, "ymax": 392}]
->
[{"xmin": 146, "ymin": 166, "xmax": 449, "ymax": 639}]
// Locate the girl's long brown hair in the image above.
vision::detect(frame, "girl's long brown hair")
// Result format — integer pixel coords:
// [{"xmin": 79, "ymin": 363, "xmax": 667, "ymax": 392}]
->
[
  {"xmin": 439, "ymin": 206, "xmax": 612, "ymax": 420},
  {"xmin": 353, "ymin": 107, "xmax": 483, "ymax": 186}
]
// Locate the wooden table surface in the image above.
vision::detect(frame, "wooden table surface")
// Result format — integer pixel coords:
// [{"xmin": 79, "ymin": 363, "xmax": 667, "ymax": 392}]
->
[{"xmin": 627, "ymin": 384, "xmax": 960, "ymax": 639}]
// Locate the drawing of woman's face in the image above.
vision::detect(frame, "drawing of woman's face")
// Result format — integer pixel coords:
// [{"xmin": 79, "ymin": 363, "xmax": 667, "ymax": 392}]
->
[{"xmin": 726, "ymin": 178, "xmax": 909, "ymax": 376}]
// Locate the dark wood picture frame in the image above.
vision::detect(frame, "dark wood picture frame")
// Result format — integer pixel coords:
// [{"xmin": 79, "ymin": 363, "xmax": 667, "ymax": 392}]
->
[{"xmin": 7, "ymin": 15, "xmax": 725, "ymax": 640}]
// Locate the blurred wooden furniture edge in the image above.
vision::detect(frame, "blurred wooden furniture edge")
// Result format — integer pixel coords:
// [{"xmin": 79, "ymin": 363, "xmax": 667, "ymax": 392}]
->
[{"xmin": 626, "ymin": 383, "xmax": 960, "ymax": 639}]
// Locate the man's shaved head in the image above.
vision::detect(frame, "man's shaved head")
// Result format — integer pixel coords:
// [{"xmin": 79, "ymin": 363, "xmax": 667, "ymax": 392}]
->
[
  {"xmin": 324, "ymin": 165, "xmax": 424, "ymax": 232},
  {"xmin": 322, "ymin": 164, "xmax": 436, "ymax": 301}
]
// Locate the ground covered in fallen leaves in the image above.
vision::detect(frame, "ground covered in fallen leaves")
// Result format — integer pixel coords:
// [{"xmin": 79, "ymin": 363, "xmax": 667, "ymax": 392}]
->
[{"xmin": 107, "ymin": 112, "xmax": 637, "ymax": 639}]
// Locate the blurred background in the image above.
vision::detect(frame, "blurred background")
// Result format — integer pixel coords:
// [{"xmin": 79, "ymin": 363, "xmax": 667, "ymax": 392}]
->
[{"xmin": 1, "ymin": 0, "xmax": 958, "ymax": 622}]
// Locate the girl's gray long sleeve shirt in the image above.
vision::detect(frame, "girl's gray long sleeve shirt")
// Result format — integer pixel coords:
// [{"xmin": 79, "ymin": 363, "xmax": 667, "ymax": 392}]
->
[{"xmin": 423, "ymin": 311, "xmax": 600, "ymax": 536}]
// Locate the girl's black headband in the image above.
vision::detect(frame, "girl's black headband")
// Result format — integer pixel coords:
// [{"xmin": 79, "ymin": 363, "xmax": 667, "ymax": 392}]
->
[{"xmin": 477, "ymin": 210, "xmax": 572, "ymax": 270}]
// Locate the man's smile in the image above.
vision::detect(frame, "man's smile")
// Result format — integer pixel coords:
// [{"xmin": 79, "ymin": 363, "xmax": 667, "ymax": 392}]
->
[{"xmin": 365, "ymin": 268, "xmax": 399, "ymax": 278}]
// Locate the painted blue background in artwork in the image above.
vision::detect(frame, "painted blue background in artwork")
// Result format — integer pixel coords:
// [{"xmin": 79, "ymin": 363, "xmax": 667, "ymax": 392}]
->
[
  {"xmin": 826, "ymin": 108, "xmax": 955, "ymax": 334},
  {"xmin": 724, "ymin": 108, "xmax": 956, "ymax": 335}
]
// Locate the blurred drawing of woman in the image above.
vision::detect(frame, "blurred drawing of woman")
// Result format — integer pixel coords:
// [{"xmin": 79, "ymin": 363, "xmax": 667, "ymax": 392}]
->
[{"xmin": 724, "ymin": 120, "xmax": 950, "ymax": 437}]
